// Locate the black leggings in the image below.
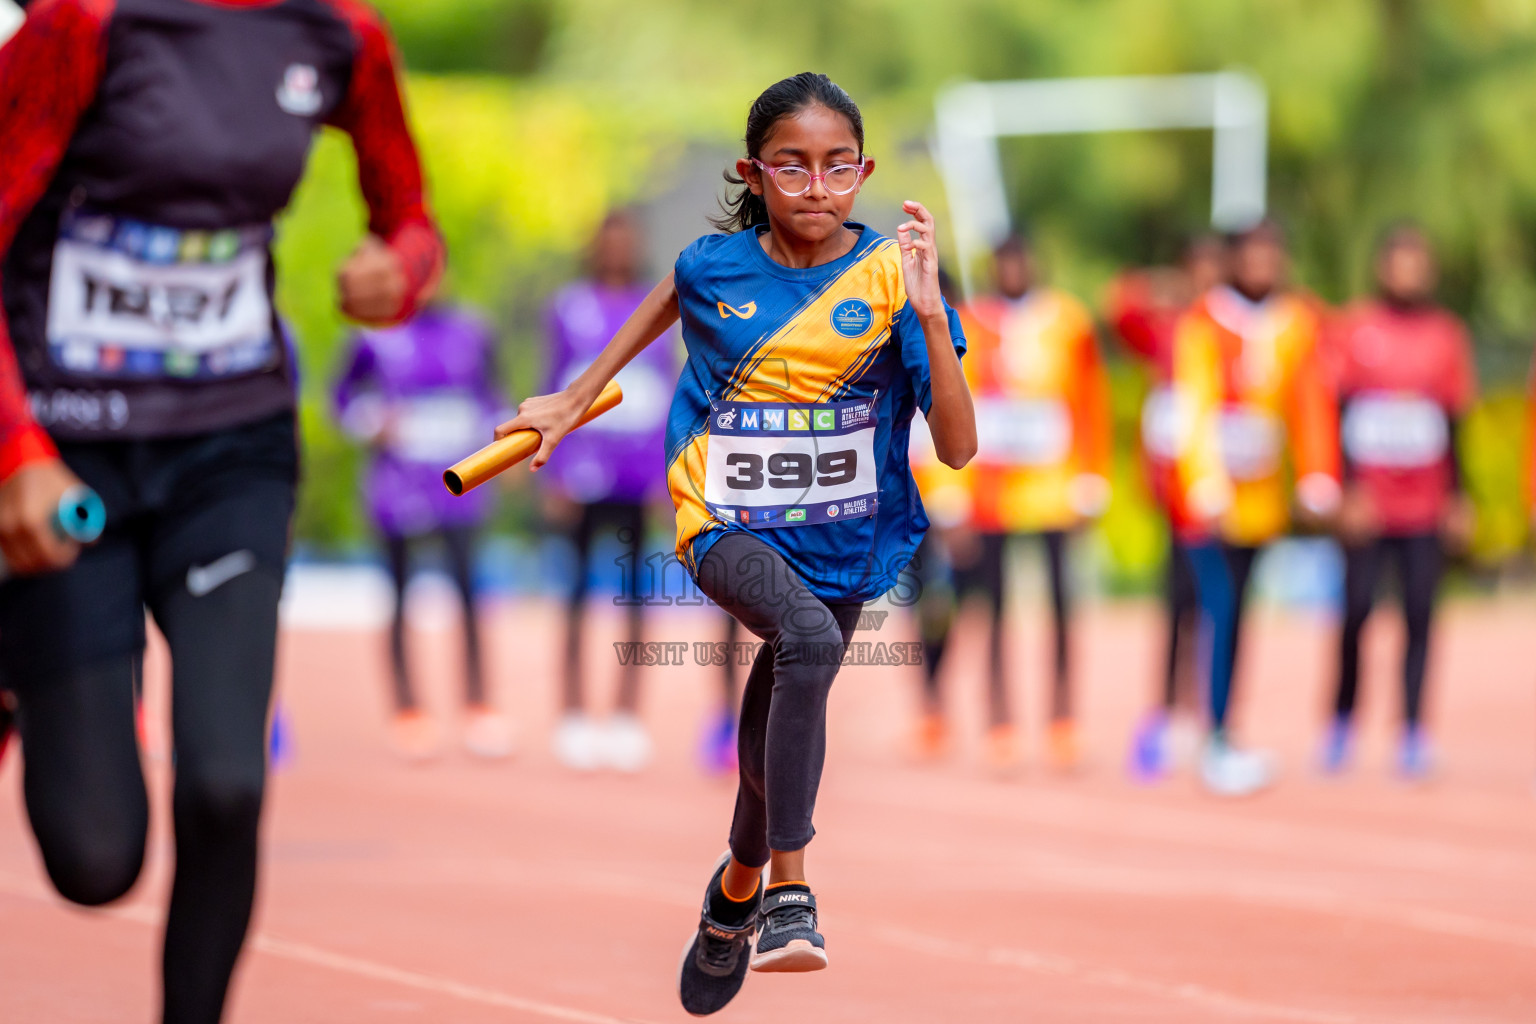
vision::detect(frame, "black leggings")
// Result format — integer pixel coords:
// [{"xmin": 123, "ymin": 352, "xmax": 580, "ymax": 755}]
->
[
  {"xmin": 1158, "ymin": 536, "xmax": 1199, "ymax": 711},
  {"xmin": 1216, "ymin": 543, "xmax": 1261, "ymax": 732},
  {"xmin": 0, "ymin": 414, "xmax": 295, "ymax": 1024},
  {"xmin": 917, "ymin": 530, "xmax": 1072, "ymax": 725},
  {"xmin": 383, "ymin": 526, "xmax": 483, "ymax": 710},
  {"xmin": 696, "ymin": 531, "xmax": 862, "ymax": 867},
  {"xmin": 1333, "ymin": 534, "xmax": 1443, "ymax": 728},
  {"xmin": 562, "ymin": 500, "xmax": 645, "ymax": 713}
]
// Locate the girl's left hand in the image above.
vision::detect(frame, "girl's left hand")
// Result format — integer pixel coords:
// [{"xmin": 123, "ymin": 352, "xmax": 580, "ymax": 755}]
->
[{"xmin": 896, "ymin": 200, "xmax": 943, "ymax": 321}]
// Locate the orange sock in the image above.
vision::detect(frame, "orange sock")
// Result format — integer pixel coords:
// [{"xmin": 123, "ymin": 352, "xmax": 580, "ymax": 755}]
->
[{"xmin": 721, "ymin": 871, "xmax": 760, "ymax": 902}]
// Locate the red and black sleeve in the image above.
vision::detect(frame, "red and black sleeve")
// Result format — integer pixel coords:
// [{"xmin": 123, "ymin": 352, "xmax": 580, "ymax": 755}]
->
[
  {"xmin": 323, "ymin": 0, "xmax": 444, "ymax": 323},
  {"xmin": 0, "ymin": 0, "xmax": 113, "ymax": 479}
]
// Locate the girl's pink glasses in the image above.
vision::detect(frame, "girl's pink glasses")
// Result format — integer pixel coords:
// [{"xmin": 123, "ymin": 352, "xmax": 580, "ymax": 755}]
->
[{"xmin": 751, "ymin": 158, "xmax": 866, "ymax": 197}]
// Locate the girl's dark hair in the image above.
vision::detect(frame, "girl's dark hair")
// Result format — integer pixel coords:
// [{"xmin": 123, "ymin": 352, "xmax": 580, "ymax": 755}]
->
[{"xmin": 712, "ymin": 72, "xmax": 865, "ymax": 234}]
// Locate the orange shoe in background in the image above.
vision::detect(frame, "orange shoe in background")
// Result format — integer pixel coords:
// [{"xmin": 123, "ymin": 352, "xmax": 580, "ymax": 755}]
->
[
  {"xmin": 390, "ymin": 708, "xmax": 441, "ymax": 762},
  {"xmin": 984, "ymin": 722, "xmax": 1022, "ymax": 773},
  {"xmin": 1046, "ymin": 717, "xmax": 1082, "ymax": 772},
  {"xmin": 911, "ymin": 711, "xmax": 950, "ymax": 761}
]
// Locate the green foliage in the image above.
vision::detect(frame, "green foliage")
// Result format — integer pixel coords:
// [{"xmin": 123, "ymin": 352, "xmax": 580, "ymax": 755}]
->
[{"xmin": 278, "ymin": 0, "xmax": 1536, "ymax": 571}]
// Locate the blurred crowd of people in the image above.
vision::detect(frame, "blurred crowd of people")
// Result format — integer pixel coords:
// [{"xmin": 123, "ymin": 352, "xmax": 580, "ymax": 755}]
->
[
  {"xmin": 913, "ymin": 219, "xmax": 1498, "ymax": 795},
  {"xmin": 336, "ymin": 207, "xmax": 1528, "ymax": 798},
  {"xmin": 334, "ymin": 210, "xmax": 741, "ymax": 774}
]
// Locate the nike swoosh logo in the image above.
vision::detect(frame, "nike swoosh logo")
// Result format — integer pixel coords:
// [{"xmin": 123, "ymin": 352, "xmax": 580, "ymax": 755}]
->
[
  {"xmin": 718, "ymin": 301, "xmax": 756, "ymax": 320},
  {"xmin": 186, "ymin": 550, "xmax": 258, "ymax": 597}
]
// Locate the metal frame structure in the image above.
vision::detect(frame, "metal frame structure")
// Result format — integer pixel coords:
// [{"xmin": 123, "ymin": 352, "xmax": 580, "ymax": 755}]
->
[{"xmin": 933, "ymin": 72, "xmax": 1267, "ymax": 294}]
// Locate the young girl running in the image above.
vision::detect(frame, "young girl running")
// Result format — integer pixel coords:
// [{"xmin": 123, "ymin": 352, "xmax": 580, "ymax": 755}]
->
[{"xmin": 497, "ymin": 72, "xmax": 975, "ymax": 1016}]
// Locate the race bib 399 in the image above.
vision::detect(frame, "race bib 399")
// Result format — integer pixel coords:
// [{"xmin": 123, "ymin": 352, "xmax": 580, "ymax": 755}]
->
[
  {"xmin": 46, "ymin": 209, "xmax": 276, "ymax": 380},
  {"xmin": 705, "ymin": 397, "xmax": 879, "ymax": 529}
]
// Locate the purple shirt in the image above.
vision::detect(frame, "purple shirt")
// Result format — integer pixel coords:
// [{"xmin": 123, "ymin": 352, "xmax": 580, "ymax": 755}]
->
[
  {"xmin": 334, "ymin": 306, "xmax": 506, "ymax": 537},
  {"xmin": 543, "ymin": 281, "xmax": 677, "ymax": 503}
]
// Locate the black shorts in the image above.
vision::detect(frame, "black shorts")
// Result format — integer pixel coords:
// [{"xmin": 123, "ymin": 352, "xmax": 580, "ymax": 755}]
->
[{"xmin": 0, "ymin": 413, "xmax": 298, "ymax": 676}]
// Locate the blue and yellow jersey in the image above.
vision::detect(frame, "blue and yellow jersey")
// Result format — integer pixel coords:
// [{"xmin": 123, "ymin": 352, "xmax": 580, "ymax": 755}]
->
[{"xmin": 666, "ymin": 224, "xmax": 966, "ymax": 602}]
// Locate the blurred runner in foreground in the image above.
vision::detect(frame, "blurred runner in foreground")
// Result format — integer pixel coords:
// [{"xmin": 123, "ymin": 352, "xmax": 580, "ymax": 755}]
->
[
  {"xmin": 1171, "ymin": 220, "xmax": 1340, "ymax": 796},
  {"xmin": 911, "ymin": 236, "xmax": 1110, "ymax": 772},
  {"xmin": 334, "ymin": 302, "xmax": 511, "ymax": 761},
  {"xmin": 542, "ymin": 209, "xmax": 676, "ymax": 772},
  {"xmin": 1108, "ymin": 235, "xmax": 1226, "ymax": 779},
  {"xmin": 1325, "ymin": 224, "xmax": 1475, "ymax": 779},
  {"xmin": 0, "ymin": 1, "xmax": 442, "ymax": 1019}
]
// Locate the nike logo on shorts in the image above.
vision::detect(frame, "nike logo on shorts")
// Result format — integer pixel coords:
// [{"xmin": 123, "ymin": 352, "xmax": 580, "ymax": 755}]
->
[{"xmin": 186, "ymin": 550, "xmax": 258, "ymax": 597}]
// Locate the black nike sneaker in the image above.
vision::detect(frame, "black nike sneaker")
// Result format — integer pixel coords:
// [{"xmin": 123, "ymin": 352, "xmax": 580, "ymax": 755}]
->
[
  {"xmin": 751, "ymin": 884, "xmax": 827, "ymax": 972},
  {"xmin": 678, "ymin": 853, "xmax": 762, "ymax": 1016}
]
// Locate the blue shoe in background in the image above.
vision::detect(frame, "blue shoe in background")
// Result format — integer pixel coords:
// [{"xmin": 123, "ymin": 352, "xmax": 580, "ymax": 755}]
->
[
  {"xmin": 1320, "ymin": 716, "xmax": 1352, "ymax": 776},
  {"xmin": 1398, "ymin": 724, "xmax": 1434, "ymax": 781},
  {"xmin": 699, "ymin": 706, "xmax": 737, "ymax": 776},
  {"xmin": 1128, "ymin": 711, "xmax": 1169, "ymax": 783}
]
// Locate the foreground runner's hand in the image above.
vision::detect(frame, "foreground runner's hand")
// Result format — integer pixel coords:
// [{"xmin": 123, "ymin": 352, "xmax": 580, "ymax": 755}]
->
[
  {"xmin": 0, "ymin": 458, "xmax": 85, "ymax": 575},
  {"xmin": 494, "ymin": 388, "xmax": 591, "ymax": 472},
  {"xmin": 338, "ymin": 236, "xmax": 409, "ymax": 323},
  {"xmin": 495, "ymin": 272, "xmax": 684, "ymax": 473},
  {"xmin": 895, "ymin": 199, "xmax": 944, "ymax": 320},
  {"xmin": 897, "ymin": 199, "xmax": 976, "ymax": 469}
]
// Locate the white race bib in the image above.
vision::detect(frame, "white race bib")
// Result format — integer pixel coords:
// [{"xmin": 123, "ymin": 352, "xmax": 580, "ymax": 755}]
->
[
  {"xmin": 705, "ymin": 397, "xmax": 878, "ymax": 528},
  {"xmin": 1342, "ymin": 393, "xmax": 1448, "ymax": 469},
  {"xmin": 1140, "ymin": 385, "xmax": 1185, "ymax": 461},
  {"xmin": 974, "ymin": 397, "xmax": 1071, "ymax": 466},
  {"xmin": 46, "ymin": 210, "xmax": 274, "ymax": 380},
  {"xmin": 1218, "ymin": 406, "xmax": 1282, "ymax": 481},
  {"xmin": 391, "ymin": 393, "xmax": 485, "ymax": 463},
  {"xmin": 560, "ymin": 359, "xmax": 670, "ymax": 434}
]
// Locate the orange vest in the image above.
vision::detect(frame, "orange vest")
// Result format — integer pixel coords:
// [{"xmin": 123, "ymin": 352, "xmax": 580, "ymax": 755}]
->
[
  {"xmin": 912, "ymin": 289, "xmax": 1111, "ymax": 533},
  {"xmin": 1171, "ymin": 287, "xmax": 1339, "ymax": 545}
]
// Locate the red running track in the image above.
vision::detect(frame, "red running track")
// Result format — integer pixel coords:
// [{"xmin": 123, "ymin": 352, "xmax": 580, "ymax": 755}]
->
[{"xmin": 2, "ymin": 598, "xmax": 1535, "ymax": 1022}]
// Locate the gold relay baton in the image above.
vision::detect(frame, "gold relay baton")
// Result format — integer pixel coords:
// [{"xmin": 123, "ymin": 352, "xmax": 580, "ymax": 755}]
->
[{"xmin": 443, "ymin": 379, "xmax": 624, "ymax": 496}]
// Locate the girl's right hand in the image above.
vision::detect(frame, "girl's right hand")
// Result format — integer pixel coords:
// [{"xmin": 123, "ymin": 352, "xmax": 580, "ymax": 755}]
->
[
  {"xmin": 0, "ymin": 458, "xmax": 85, "ymax": 575},
  {"xmin": 493, "ymin": 387, "xmax": 592, "ymax": 472}
]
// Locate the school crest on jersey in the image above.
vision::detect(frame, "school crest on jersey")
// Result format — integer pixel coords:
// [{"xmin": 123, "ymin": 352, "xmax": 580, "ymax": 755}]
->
[{"xmin": 277, "ymin": 64, "xmax": 322, "ymax": 117}]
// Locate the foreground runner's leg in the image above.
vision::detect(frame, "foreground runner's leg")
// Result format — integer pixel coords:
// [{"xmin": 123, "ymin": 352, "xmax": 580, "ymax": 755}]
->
[
  {"xmin": 145, "ymin": 421, "xmax": 295, "ymax": 1024},
  {"xmin": 677, "ymin": 851, "xmax": 763, "ymax": 1016},
  {"xmin": 681, "ymin": 531, "xmax": 860, "ymax": 999},
  {"xmin": 12, "ymin": 654, "xmax": 149, "ymax": 906},
  {"xmin": 1, "ymin": 446, "xmax": 150, "ymax": 908}
]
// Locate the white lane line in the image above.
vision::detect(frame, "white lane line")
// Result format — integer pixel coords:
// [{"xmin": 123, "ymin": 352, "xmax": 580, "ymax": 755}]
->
[
  {"xmin": 0, "ymin": 870, "xmax": 636, "ymax": 1024},
  {"xmin": 248, "ymin": 935, "xmax": 635, "ymax": 1024},
  {"xmin": 553, "ymin": 865, "xmax": 1362, "ymax": 1022},
  {"xmin": 871, "ymin": 842, "xmax": 1536, "ymax": 953},
  {"xmin": 849, "ymin": 776, "xmax": 1536, "ymax": 881},
  {"xmin": 870, "ymin": 925, "xmax": 1358, "ymax": 1024}
]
